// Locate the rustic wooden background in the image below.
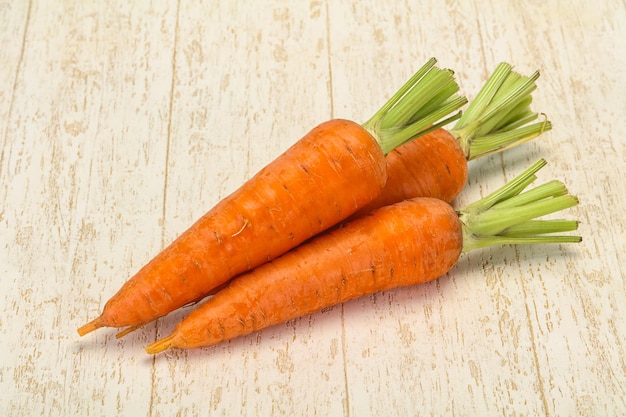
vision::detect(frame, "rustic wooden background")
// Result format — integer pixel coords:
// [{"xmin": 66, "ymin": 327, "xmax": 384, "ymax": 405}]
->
[{"xmin": 1, "ymin": 1, "xmax": 624, "ymax": 416}]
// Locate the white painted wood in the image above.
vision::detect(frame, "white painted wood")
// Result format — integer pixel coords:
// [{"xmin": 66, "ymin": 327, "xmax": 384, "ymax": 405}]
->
[
  {"xmin": 1, "ymin": 1, "xmax": 624, "ymax": 416},
  {"xmin": 1, "ymin": 1, "xmax": 177, "ymax": 416}
]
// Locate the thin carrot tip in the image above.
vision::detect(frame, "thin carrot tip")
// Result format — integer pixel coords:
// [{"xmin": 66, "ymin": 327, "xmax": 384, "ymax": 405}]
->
[
  {"xmin": 116, "ymin": 326, "xmax": 138, "ymax": 339},
  {"xmin": 77, "ymin": 317, "xmax": 103, "ymax": 336},
  {"xmin": 145, "ymin": 334, "xmax": 176, "ymax": 355},
  {"xmin": 116, "ymin": 321, "xmax": 152, "ymax": 338}
]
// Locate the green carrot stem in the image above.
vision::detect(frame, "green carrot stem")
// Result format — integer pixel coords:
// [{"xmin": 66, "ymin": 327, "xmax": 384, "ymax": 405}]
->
[
  {"xmin": 463, "ymin": 235, "xmax": 582, "ymax": 251},
  {"xmin": 461, "ymin": 159, "xmax": 547, "ymax": 214},
  {"xmin": 459, "ymin": 159, "xmax": 581, "ymax": 253},
  {"xmin": 455, "ymin": 63, "xmax": 511, "ymax": 125},
  {"xmin": 499, "ymin": 220, "xmax": 580, "ymax": 237},
  {"xmin": 390, "ymin": 96, "xmax": 467, "ymax": 144},
  {"xmin": 483, "ymin": 96, "xmax": 534, "ymax": 133},
  {"xmin": 469, "ymin": 195, "xmax": 579, "ymax": 236},
  {"xmin": 449, "ymin": 62, "xmax": 548, "ymax": 161},
  {"xmin": 362, "ymin": 58, "xmax": 467, "ymax": 155},
  {"xmin": 468, "ymin": 120, "xmax": 551, "ymax": 159},
  {"xmin": 492, "ymin": 180, "xmax": 568, "ymax": 209}
]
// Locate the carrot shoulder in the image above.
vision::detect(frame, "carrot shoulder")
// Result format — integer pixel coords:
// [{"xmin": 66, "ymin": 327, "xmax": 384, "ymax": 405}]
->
[
  {"xmin": 146, "ymin": 159, "xmax": 581, "ymax": 353},
  {"xmin": 78, "ymin": 58, "xmax": 466, "ymax": 336}
]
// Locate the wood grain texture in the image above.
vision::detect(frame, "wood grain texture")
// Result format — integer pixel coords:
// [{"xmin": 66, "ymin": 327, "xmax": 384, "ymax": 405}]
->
[{"xmin": 1, "ymin": 1, "xmax": 624, "ymax": 416}]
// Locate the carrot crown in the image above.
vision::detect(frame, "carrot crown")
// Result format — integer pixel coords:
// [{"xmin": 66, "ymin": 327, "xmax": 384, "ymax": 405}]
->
[
  {"xmin": 458, "ymin": 159, "xmax": 581, "ymax": 252},
  {"xmin": 362, "ymin": 58, "xmax": 468, "ymax": 155},
  {"xmin": 450, "ymin": 63, "xmax": 551, "ymax": 161}
]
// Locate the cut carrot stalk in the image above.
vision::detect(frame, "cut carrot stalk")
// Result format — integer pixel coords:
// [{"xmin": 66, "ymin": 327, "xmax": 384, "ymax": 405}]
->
[
  {"xmin": 355, "ymin": 62, "xmax": 551, "ymax": 216},
  {"xmin": 77, "ymin": 58, "xmax": 466, "ymax": 337},
  {"xmin": 145, "ymin": 159, "xmax": 581, "ymax": 354}
]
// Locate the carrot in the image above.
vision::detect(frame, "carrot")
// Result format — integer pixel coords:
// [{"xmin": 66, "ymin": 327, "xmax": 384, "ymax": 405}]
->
[
  {"xmin": 145, "ymin": 158, "xmax": 581, "ymax": 353},
  {"xmin": 77, "ymin": 58, "xmax": 467, "ymax": 337},
  {"xmin": 198, "ymin": 63, "xmax": 551, "ymax": 298}
]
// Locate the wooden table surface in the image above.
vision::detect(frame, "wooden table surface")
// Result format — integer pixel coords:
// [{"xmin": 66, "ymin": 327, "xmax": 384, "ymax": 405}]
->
[{"xmin": 2, "ymin": 1, "xmax": 625, "ymax": 416}]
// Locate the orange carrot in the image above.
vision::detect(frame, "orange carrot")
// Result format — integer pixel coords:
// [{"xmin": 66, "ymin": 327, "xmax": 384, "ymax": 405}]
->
[
  {"xmin": 77, "ymin": 58, "xmax": 466, "ymax": 336},
  {"xmin": 146, "ymin": 159, "xmax": 581, "ymax": 353},
  {"xmin": 199, "ymin": 63, "xmax": 551, "ymax": 298}
]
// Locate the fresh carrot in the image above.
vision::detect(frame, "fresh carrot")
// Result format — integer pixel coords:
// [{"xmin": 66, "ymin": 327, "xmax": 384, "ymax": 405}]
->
[
  {"xmin": 77, "ymin": 58, "xmax": 467, "ymax": 337},
  {"xmin": 199, "ymin": 63, "xmax": 551, "ymax": 298},
  {"xmin": 145, "ymin": 159, "xmax": 581, "ymax": 353}
]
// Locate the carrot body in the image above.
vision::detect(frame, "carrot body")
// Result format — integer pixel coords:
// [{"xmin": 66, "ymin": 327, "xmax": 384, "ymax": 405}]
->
[
  {"xmin": 146, "ymin": 197, "xmax": 462, "ymax": 352},
  {"xmin": 78, "ymin": 119, "xmax": 387, "ymax": 334},
  {"xmin": 354, "ymin": 128, "xmax": 467, "ymax": 217}
]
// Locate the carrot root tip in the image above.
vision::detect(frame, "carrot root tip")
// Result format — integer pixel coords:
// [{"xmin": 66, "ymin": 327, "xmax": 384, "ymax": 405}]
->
[
  {"xmin": 77, "ymin": 317, "xmax": 103, "ymax": 337},
  {"xmin": 145, "ymin": 334, "xmax": 177, "ymax": 355},
  {"xmin": 115, "ymin": 323, "xmax": 146, "ymax": 339}
]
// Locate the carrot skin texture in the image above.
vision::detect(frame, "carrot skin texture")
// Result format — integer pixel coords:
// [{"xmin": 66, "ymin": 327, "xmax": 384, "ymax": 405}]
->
[
  {"xmin": 80, "ymin": 119, "xmax": 387, "ymax": 333},
  {"xmin": 354, "ymin": 128, "xmax": 467, "ymax": 217},
  {"xmin": 147, "ymin": 198, "xmax": 462, "ymax": 352}
]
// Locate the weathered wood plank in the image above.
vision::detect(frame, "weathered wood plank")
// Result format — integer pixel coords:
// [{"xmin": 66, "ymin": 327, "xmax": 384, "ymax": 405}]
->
[{"xmin": 1, "ymin": 1, "xmax": 178, "ymax": 416}]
